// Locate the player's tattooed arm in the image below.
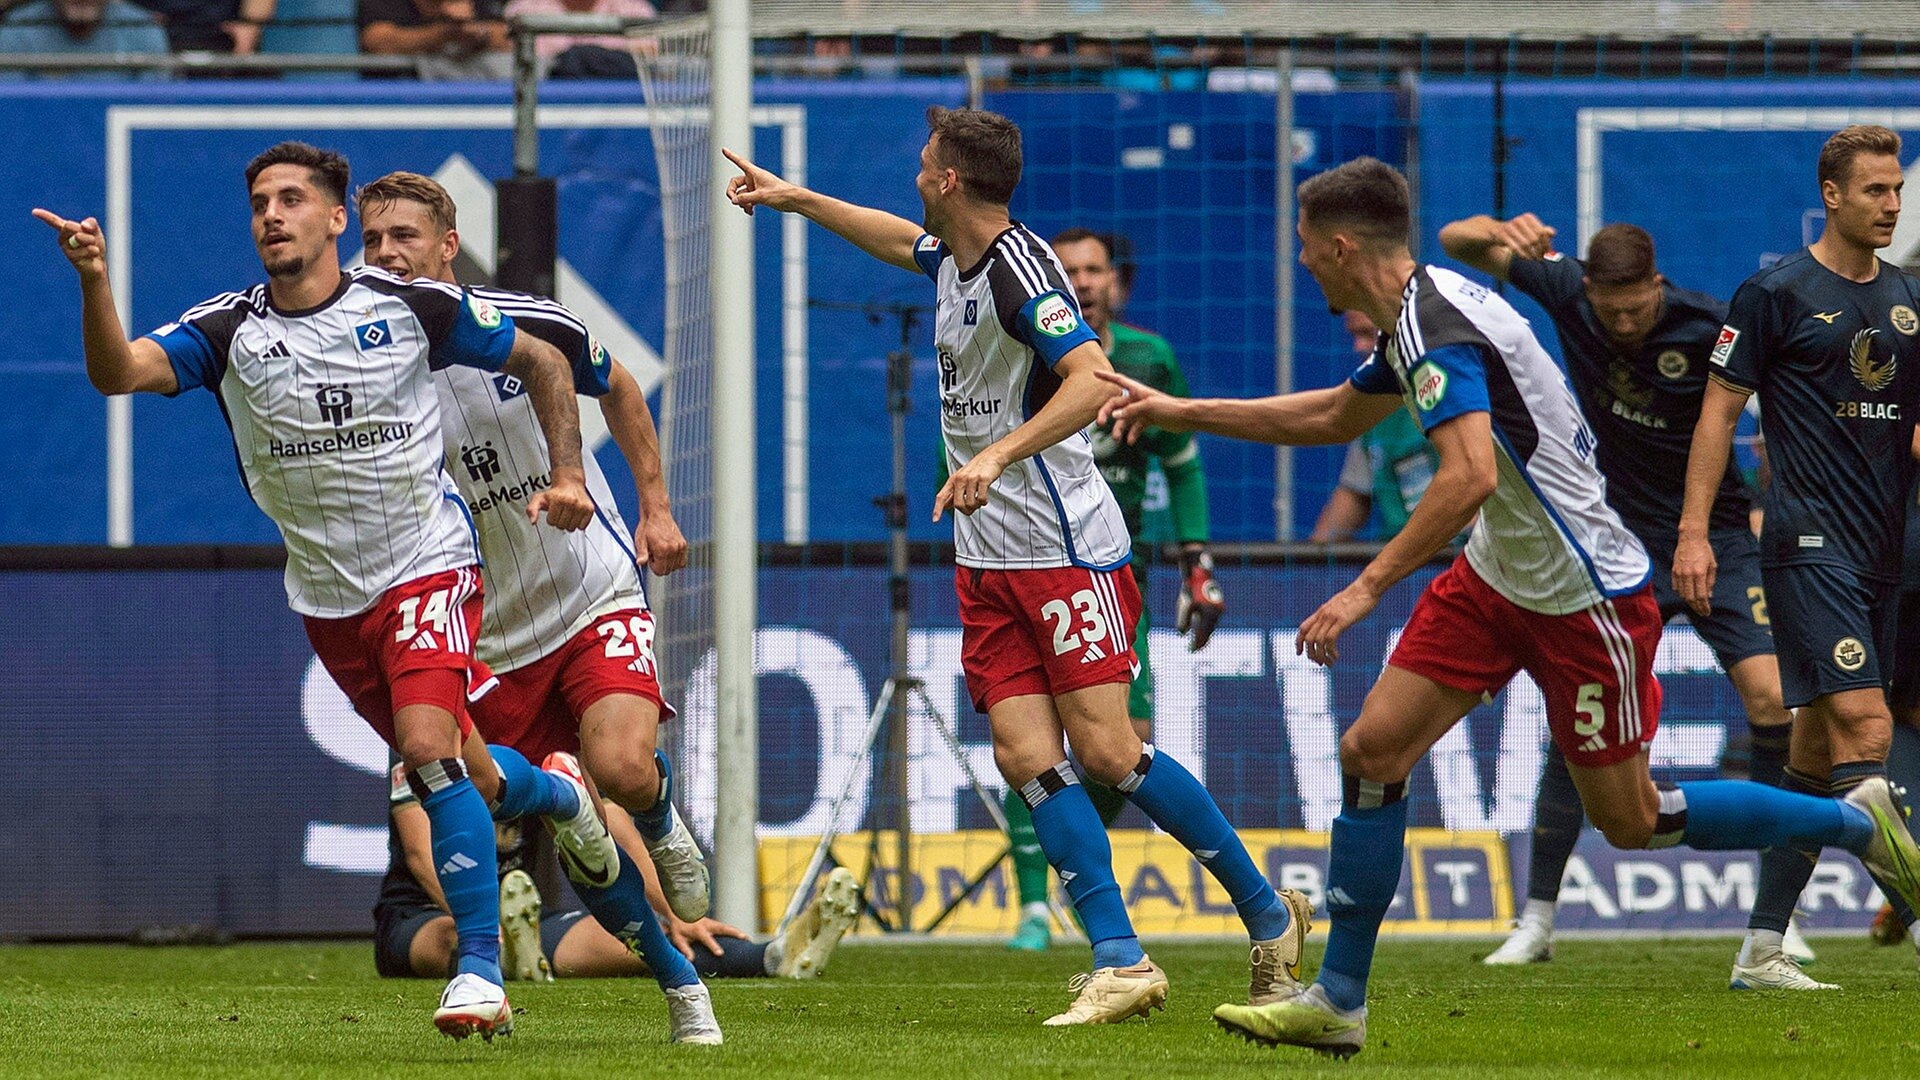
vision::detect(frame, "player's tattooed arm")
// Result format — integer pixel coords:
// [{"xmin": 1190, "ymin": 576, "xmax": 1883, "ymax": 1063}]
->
[
  {"xmin": 1675, "ymin": 379, "xmax": 1750, "ymax": 616},
  {"xmin": 502, "ymin": 329, "xmax": 594, "ymax": 531},
  {"xmin": 936, "ymin": 341, "xmax": 1116, "ymax": 519},
  {"xmin": 721, "ymin": 148, "xmax": 923, "ymax": 273},
  {"xmin": 1299, "ymin": 411, "xmax": 1495, "ymax": 666},
  {"xmin": 31, "ymin": 209, "xmax": 180, "ymax": 395},
  {"xmin": 604, "ymin": 362, "xmax": 688, "ymax": 575},
  {"xmin": 1438, "ymin": 213, "xmax": 1557, "ymax": 282},
  {"xmin": 1099, "ymin": 369, "xmax": 1401, "ymax": 447}
]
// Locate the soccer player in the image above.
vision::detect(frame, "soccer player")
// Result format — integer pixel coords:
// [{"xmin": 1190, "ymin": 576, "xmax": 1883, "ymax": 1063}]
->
[
  {"xmin": 357, "ymin": 170, "xmax": 723, "ymax": 1042},
  {"xmin": 1439, "ymin": 212, "xmax": 1798, "ymax": 967},
  {"xmin": 379, "ymin": 762, "xmax": 862, "ymax": 984},
  {"xmin": 993, "ymin": 227, "xmax": 1226, "ymax": 952},
  {"xmin": 1308, "ymin": 310, "xmax": 1441, "ymax": 543},
  {"xmin": 33, "ymin": 142, "xmax": 615, "ymax": 1040},
  {"xmin": 724, "ymin": 107, "xmax": 1307, "ymax": 1026},
  {"xmin": 1676, "ymin": 124, "xmax": 1920, "ymax": 991},
  {"xmin": 1100, "ymin": 156, "xmax": 1920, "ymax": 1059}
]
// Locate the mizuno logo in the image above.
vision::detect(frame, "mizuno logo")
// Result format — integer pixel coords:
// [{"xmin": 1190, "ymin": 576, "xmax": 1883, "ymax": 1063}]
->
[
  {"xmin": 1813, "ymin": 311, "xmax": 1842, "ymax": 324},
  {"xmin": 440, "ymin": 852, "xmax": 479, "ymax": 875}
]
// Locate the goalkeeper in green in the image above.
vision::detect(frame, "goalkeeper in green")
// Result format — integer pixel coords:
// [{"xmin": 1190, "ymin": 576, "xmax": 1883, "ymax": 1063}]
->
[{"xmin": 1000, "ymin": 228, "xmax": 1224, "ymax": 950}]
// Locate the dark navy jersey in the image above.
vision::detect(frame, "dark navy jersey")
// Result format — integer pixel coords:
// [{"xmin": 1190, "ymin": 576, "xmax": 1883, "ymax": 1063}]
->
[
  {"xmin": 1508, "ymin": 253, "xmax": 1747, "ymax": 537},
  {"xmin": 1711, "ymin": 249, "xmax": 1920, "ymax": 580}
]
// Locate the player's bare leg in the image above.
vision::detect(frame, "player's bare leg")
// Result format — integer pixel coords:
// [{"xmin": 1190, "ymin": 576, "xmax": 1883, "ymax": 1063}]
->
[
  {"xmin": 1215, "ymin": 666, "xmax": 1479, "ymax": 1057},
  {"xmin": 579, "ymin": 694, "xmax": 710, "ymax": 920},
  {"xmin": 991, "ymin": 692, "xmax": 1167, "ymax": 1025},
  {"xmin": 394, "ymin": 701, "xmax": 513, "ymax": 1040}
]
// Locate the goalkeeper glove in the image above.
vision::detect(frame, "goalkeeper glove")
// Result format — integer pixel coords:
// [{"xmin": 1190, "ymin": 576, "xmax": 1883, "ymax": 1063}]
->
[{"xmin": 1176, "ymin": 547, "xmax": 1225, "ymax": 651}]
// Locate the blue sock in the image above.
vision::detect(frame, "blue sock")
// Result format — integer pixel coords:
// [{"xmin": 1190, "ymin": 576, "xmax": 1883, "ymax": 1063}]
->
[
  {"xmin": 1663, "ymin": 780, "xmax": 1869, "ymax": 852},
  {"xmin": 1120, "ymin": 745, "xmax": 1287, "ymax": 940},
  {"xmin": 1314, "ymin": 775, "xmax": 1408, "ymax": 1014},
  {"xmin": 486, "ymin": 744, "xmax": 580, "ymax": 821},
  {"xmin": 633, "ymin": 750, "xmax": 675, "ymax": 842},
  {"xmin": 573, "ymin": 846, "xmax": 701, "ymax": 990},
  {"xmin": 1746, "ymin": 768, "xmax": 1827, "ymax": 934},
  {"xmin": 1024, "ymin": 762, "xmax": 1143, "ymax": 969},
  {"xmin": 412, "ymin": 759, "xmax": 502, "ymax": 985}
]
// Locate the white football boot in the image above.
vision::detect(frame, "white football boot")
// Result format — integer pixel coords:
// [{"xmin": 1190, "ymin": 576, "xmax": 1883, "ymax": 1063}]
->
[
  {"xmin": 642, "ymin": 799, "xmax": 711, "ymax": 922},
  {"xmin": 778, "ymin": 867, "xmax": 860, "ymax": 979},
  {"xmin": 1729, "ymin": 948, "xmax": 1838, "ymax": 991},
  {"xmin": 664, "ymin": 982, "xmax": 724, "ymax": 1045},
  {"xmin": 1483, "ymin": 915, "xmax": 1554, "ymax": 965},
  {"xmin": 540, "ymin": 752, "xmax": 621, "ymax": 890},
  {"xmin": 1781, "ymin": 915, "xmax": 1817, "ymax": 966},
  {"xmin": 434, "ymin": 972, "xmax": 513, "ymax": 1040},
  {"xmin": 499, "ymin": 869, "xmax": 552, "ymax": 983}
]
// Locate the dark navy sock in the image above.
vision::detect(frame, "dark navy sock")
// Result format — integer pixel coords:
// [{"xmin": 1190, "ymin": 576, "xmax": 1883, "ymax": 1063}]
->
[
  {"xmin": 1024, "ymin": 762, "xmax": 1143, "ymax": 969},
  {"xmin": 693, "ymin": 935, "xmax": 773, "ymax": 978},
  {"xmin": 1747, "ymin": 725, "xmax": 1791, "ymax": 789},
  {"xmin": 1745, "ymin": 768, "xmax": 1830, "ymax": 934},
  {"xmin": 573, "ymin": 846, "xmax": 701, "ymax": 990},
  {"xmin": 1527, "ymin": 744, "xmax": 1585, "ymax": 904},
  {"xmin": 1120, "ymin": 745, "xmax": 1287, "ymax": 940},
  {"xmin": 412, "ymin": 759, "xmax": 503, "ymax": 985},
  {"xmin": 486, "ymin": 744, "xmax": 579, "ymax": 821},
  {"xmin": 1314, "ymin": 775, "xmax": 1409, "ymax": 1013},
  {"xmin": 633, "ymin": 750, "xmax": 675, "ymax": 842}
]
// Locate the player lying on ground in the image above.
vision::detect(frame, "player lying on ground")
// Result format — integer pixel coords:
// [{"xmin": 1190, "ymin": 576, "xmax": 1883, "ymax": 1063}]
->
[
  {"xmin": 359, "ymin": 170, "xmax": 724, "ymax": 1042},
  {"xmin": 724, "ymin": 106, "xmax": 1308, "ymax": 1026},
  {"xmin": 33, "ymin": 142, "xmax": 619, "ymax": 1042},
  {"xmin": 380, "ymin": 760, "xmax": 862, "ymax": 983},
  {"xmin": 1439, "ymin": 211, "xmax": 1808, "ymax": 973},
  {"xmin": 984, "ymin": 227, "xmax": 1224, "ymax": 952},
  {"xmin": 1100, "ymin": 155, "xmax": 1920, "ymax": 1059},
  {"xmin": 1677, "ymin": 124, "xmax": 1920, "ymax": 990}
]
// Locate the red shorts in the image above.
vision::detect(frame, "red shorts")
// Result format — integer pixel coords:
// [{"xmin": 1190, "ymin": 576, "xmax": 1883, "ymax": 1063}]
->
[
  {"xmin": 303, "ymin": 567, "xmax": 490, "ymax": 747},
  {"xmin": 956, "ymin": 564, "xmax": 1141, "ymax": 712},
  {"xmin": 1390, "ymin": 554, "xmax": 1663, "ymax": 768},
  {"xmin": 469, "ymin": 607, "xmax": 674, "ymax": 763}
]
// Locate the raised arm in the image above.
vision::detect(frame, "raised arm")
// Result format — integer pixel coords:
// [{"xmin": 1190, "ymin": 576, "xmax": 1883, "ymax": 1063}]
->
[
  {"xmin": 392, "ymin": 800, "xmax": 450, "ymax": 912},
  {"xmin": 1437, "ymin": 213, "xmax": 1558, "ymax": 282},
  {"xmin": 722, "ymin": 148, "xmax": 923, "ymax": 273},
  {"xmin": 603, "ymin": 362, "xmax": 687, "ymax": 574},
  {"xmin": 501, "ymin": 329, "xmax": 594, "ymax": 531},
  {"xmin": 1098, "ymin": 369, "xmax": 1403, "ymax": 448},
  {"xmin": 32, "ymin": 209, "xmax": 179, "ymax": 396},
  {"xmin": 1674, "ymin": 378, "xmax": 1750, "ymax": 616}
]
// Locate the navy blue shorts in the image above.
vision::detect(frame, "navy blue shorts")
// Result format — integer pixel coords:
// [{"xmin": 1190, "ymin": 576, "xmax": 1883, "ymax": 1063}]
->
[
  {"xmin": 374, "ymin": 903, "xmax": 446, "ymax": 979},
  {"xmin": 1764, "ymin": 562, "xmax": 1899, "ymax": 709},
  {"xmin": 1890, "ymin": 586, "xmax": 1920, "ymax": 712},
  {"xmin": 1645, "ymin": 527, "xmax": 1774, "ymax": 668}
]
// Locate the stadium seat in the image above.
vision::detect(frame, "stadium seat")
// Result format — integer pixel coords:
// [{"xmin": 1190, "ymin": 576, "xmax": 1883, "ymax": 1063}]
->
[{"xmin": 260, "ymin": 0, "xmax": 360, "ymax": 75}]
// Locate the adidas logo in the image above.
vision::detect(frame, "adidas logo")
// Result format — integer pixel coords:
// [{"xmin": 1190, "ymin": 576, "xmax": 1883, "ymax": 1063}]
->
[
  {"xmin": 409, "ymin": 631, "xmax": 439, "ymax": 651},
  {"xmin": 1058, "ymin": 870, "xmax": 1078, "ymax": 885},
  {"xmin": 1579, "ymin": 735, "xmax": 1605, "ymax": 754},
  {"xmin": 1081, "ymin": 642, "xmax": 1107, "ymax": 663},
  {"xmin": 1326, "ymin": 887, "xmax": 1355, "ymax": 908},
  {"xmin": 440, "ymin": 852, "xmax": 479, "ymax": 875},
  {"xmin": 262, "ymin": 339, "xmax": 292, "ymax": 361},
  {"xmin": 1195, "ymin": 849, "xmax": 1219, "ymax": 863}
]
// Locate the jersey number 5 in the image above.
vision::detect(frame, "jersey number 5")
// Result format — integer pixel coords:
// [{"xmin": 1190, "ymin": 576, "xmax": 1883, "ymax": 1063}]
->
[{"xmin": 1040, "ymin": 589, "xmax": 1111, "ymax": 656}]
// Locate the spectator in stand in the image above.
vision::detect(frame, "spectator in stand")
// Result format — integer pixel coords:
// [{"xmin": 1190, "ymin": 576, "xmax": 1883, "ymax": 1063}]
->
[
  {"xmin": 0, "ymin": 0, "xmax": 168, "ymax": 78},
  {"xmin": 360, "ymin": 0, "xmax": 510, "ymax": 80},
  {"xmin": 502, "ymin": 0, "xmax": 653, "ymax": 79},
  {"xmin": 130, "ymin": 0, "xmax": 274, "ymax": 55}
]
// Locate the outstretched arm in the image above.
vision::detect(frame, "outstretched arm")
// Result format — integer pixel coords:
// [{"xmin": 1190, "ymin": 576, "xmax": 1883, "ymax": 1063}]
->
[
  {"xmin": 603, "ymin": 363, "xmax": 687, "ymax": 574},
  {"xmin": 1437, "ymin": 213, "xmax": 1558, "ymax": 282},
  {"xmin": 722, "ymin": 148, "xmax": 923, "ymax": 273},
  {"xmin": 1098, "ymin": 369, "xmax": 1403, "ymax": 448},
  {"xmin": 31, "ymin": 209, "xmax": 178, "ymax": 396},
  {"xmin": 502, "ymin": 329, "xmax": 594, "ymax": 532}
]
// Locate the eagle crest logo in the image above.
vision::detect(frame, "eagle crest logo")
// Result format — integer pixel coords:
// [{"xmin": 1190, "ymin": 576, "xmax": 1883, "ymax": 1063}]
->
[{"xmin": 1851, "ymin": 328, "xmax": 1896, "ymax": 392}]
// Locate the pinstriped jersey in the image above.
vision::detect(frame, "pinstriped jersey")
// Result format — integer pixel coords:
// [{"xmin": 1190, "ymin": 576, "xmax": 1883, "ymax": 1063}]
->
[
  {"xmin": 144, "ymin": 266, "xmax": 515, "ymax": 618},
  {"xmin": 434, "ymin": 286, "xmax": 643, "ymax": 673},
  {"xmin": 1351, "ymin": 265, "xmax": 1650, "ymax": 614},
  {"xmin": 914, "ymin": 225, "xmax": 1132, "ymax": 571}
]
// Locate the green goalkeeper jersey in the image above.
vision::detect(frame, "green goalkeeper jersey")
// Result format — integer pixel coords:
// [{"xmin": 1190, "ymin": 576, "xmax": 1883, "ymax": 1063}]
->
[{"xmin": 1090, "ymin": 322, "xmax": 1209, "ymax": 544}]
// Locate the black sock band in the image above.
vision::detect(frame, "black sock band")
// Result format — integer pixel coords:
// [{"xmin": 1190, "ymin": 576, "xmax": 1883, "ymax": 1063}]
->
[
  {"xmin": 1828, "ymin": 759, "xmax": 1887, "ymax": 794},
  {"xmin": 1115, "ymin": 744, "xmax": 1156, "ymax": 794},
  {"xmin": 406, "ymin": 757, "xmax": 467, "ymax": 802},
  {"xmin": 1342, "ymin": 773, "xmax": 1407, "ymax": 810},
  {"xmin": 1019, "ymin": 762, "xmax": 1079, "ymax": 810},
  {"xmin": 1782, "ymin": 766, "xmax": 1828, "ymax": 797}
]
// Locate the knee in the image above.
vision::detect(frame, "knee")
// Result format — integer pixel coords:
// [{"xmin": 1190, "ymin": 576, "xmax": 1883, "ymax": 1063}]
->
[
  {"xmin": 1338, "ymin": 726, "xmax": 1410, "ymax": 784},
  {"xmin": 588, "ymin": 743, "xmax": 661, "ymax": 810},
  {"xmin": 1067, "ymin": 736, "xmax": 1138, "ymax": 788},
  {"xmin": 1587, "ymin": 802, "xmax": 1656, "ymax": 850}
]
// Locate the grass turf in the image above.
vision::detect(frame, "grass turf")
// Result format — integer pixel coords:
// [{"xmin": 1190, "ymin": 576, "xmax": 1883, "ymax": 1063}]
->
[{"xmin": 1, "ymin": 937, "xmax": 1917, "ymax": 1077}]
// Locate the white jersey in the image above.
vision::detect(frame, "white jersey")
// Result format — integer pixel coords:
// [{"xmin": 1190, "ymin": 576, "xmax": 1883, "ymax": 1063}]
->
[
  {"xmin": 913, "ymin": 226, "xmax": 1132, "ymax": 571},
  {"xmin": 146, "ymin": 267, "xmax": 517, "ymax": 618},
  {"xmin": 1353, "ymin": 265, "xmax": 1650, "ymax": 614},
  {"xmin": 435, "ymin": 286, "xmax": 645, "ymax": 673}
]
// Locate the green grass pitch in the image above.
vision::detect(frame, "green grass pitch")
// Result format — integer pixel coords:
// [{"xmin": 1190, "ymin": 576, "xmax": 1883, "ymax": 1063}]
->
[{"xmin": 2, "ymin": 937, "xmax": 1917, "ymax": 1077}]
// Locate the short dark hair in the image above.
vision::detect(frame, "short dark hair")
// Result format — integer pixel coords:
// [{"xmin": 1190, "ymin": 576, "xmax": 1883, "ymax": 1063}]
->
[
  {"xmin": 1296, "ymin": 157, "xmax": 1410, "ymax": 249},
  {"xmin": 1584, "ymin": 223, "xmax": 1657, "ymax": 287},
  {"xmin": 245, "ymin": 142, "xmax": 350, "ymax": 206},
  {"xmin": 925, "ymin": 106, "xmax": 1022, "ymax": 206},
  {"xmin": 1818, "ymin": 124, "xmax": 1902, "ymax": 191},
  {"xmin": 1050, "ymin": 227, "xmax": 1111, "ymax": 258}
]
